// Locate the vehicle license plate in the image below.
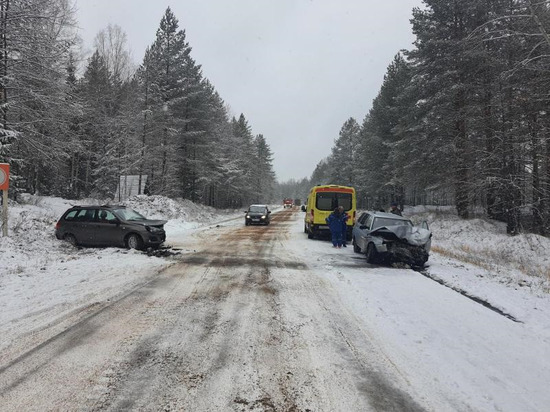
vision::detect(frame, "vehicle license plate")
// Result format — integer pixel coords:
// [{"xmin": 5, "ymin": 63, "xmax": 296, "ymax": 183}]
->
[
  {"xmin": 318, "ymin": 225, "xmax": 328, "ymax": 229},
  {"xmin": 252, "ymin": 218, "xmax": 259, "ymax": 222}
]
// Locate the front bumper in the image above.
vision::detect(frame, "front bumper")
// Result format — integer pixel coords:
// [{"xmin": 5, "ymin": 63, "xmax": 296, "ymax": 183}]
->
[
  {"xmin": 144, "ymin": 231, "xmax": 166, "ymax": 246},
  {"xmin": 382, "ymin": 242, "xmax": 429, "ymax": 266},
  {"xmin": 246, "ymin": 217, "xmax": 268, "ymax": 224}
]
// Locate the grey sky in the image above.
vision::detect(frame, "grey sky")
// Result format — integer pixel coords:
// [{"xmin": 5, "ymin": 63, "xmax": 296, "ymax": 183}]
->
[{"xmin": 75, "ymin": 0, "xmax": 424, "ymax": 182}]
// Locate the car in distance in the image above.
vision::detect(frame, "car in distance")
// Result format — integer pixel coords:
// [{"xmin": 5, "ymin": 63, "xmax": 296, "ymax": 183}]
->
[
  {"xmin": 245, "ymin": 204, "xmax": 271, "ymax": 225},
  {"xmin": 352, "ymin": 211, "xmax": 431, "ymax": 267},
  {"xmin": 55, "ymin": 205, "xmax": 167, "ymax": 250}
]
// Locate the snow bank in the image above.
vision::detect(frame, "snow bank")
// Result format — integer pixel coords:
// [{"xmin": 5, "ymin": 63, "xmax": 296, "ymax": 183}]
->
[
  {"xmin": 405, "ymin": 205, "xmax": 550, "ymax": 294},
  {"xmin": 0, "ymin": 194, "xmax": 241, "ymax": 352}
]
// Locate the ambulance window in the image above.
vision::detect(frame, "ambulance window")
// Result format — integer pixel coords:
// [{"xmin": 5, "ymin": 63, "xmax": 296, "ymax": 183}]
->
[
  {"xmin": 316, "ymin": 193, "xmax": 333, "ymax": 210},
  {"xmin": 336, "ymin": 193, "xmax": 352, "ymax": 210}
]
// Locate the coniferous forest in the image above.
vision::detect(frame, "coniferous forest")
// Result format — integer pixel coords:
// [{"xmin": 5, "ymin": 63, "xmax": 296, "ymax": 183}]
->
[
  {"xmin": 312, "ymin": 0, "xmax": 550, "ymax": 235},
  {"xmin": 0, "ymin": 2, "xmax": 276, "ymax": 208},
  {"xmin": 3, "ymin": 1, "xmax": 550, "ymax": 235}
]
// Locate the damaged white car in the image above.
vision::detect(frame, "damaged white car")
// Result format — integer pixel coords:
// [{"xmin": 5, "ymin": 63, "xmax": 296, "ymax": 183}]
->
[{"xmin": 352, "ymin": 211, "xmax": 432, "ymax": 267}]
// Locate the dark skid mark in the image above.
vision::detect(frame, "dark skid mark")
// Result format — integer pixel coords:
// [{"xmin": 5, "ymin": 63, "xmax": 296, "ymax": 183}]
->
[
  {"xmin": 184, "ymin": 255, "xmax": 307, "ymax": 270},
  {"xmin": 181, "ymin": 255, "xmax": 209, "ymax": 265},
  {"xmin": 418, "ymin": 270, "xmax": 522, "ymax": 323}
]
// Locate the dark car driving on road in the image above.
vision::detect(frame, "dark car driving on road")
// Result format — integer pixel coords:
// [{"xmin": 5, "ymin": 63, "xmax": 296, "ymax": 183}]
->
[
  {"xmin": 245, "ymin": 204, "xmax": 271, "ymax": 225},
  {"xmin": 55, "ymin": 205, "xmax": 167, "ymax": 250}
]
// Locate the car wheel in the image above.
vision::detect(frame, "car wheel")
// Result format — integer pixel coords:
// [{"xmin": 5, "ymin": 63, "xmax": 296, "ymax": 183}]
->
[
  {"xmin": 352, "ymin": 237, "xmax": 361, "ymax": 253},
  {"xmin": 126, "ymin": 233, "xmax": 144, "ymax": 250},
  {"xmin": 366, "ymin": 243, "xmax": 378, "ymax": 264},
  {"xmin": 64, "ymin": 233, "xmax": 77, "ymax": 246}
]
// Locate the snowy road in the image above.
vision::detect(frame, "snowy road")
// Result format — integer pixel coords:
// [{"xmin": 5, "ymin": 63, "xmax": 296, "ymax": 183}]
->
[{"xmin": 0, "ymin": 209, "xmax": 548, "ymax": 411}]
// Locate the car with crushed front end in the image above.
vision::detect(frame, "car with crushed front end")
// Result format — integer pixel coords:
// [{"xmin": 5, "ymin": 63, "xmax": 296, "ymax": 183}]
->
[
  {"xmin": 55, "ymin": 205, "xmax": 167, "ymax": 250},
  {"xmin": 245, "ymin": 204, "xmax": 271, "ymax": 225},
  {"xmin": 352, "ymin": 211, "xmax": 431, "ymax": 267}
]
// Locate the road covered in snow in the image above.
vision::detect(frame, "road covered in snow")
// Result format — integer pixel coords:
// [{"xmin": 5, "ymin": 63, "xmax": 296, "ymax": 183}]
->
[{"xmin": 1, "ymin": 205, "xmax": 549, "ymax": 411}]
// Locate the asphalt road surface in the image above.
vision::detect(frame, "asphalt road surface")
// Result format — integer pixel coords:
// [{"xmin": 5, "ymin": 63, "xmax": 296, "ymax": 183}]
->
[{"xmin": 0, "ymin": 209, "xmax": 431, "ymax": 411}]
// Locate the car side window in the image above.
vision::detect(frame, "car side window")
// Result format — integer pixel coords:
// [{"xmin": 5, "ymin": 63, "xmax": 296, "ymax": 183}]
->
[
  {"xmin": 64, "ymin": 210, "xmax": 78, "ymax": 221},
  {"xmin": 75, "ymin": 209, "xmax": 96, "ymax": 222},
  {"xmin": 365, "ymin": 214, "xmax": 374, "ymax": 229},
  {"xmin": 98, "ymin": 210, "xmax": 117, "ymax": 222},
  {"xmin": 74, "ymin": 209, "xmax": 87, "ymax": 221},
  {"xmin": 87, "ymin": 209, "xmax": 98, "ymax": 222},
  {"xmin": 358, "ymin": 213, "xmax": 367, "ymax": 224}
]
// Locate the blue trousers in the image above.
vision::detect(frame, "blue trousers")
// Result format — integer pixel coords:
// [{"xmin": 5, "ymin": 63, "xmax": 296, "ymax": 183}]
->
[{"xmin": 331, "ymin": 231, "xmax": 343, "ymax": 247}]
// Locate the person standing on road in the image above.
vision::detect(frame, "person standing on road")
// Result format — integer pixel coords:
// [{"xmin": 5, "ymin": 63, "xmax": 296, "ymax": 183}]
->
[
  {"xmin": 326, "ymin": 207, "xmax": 345, "ymax": 248},
  {"xmin": 338, "ymin": 205, "xmax": 349, "ymax": 247},
  {"xmin": 389, "ymin": 201, "xmax": 402, "ymax": 216}
]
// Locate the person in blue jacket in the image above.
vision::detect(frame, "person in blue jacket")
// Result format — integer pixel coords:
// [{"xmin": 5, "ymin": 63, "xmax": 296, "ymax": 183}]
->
[
  {"xmin": 326, "ymin": 207, "xmax": 345, "ymax": 248},
  {"xmin": 338, "ymin": 206, "xmax": 349, "ymax": 247}
]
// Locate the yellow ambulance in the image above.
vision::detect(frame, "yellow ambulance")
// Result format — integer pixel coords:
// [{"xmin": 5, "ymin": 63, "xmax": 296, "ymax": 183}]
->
[{"xmin": 304, "ymin": 185, "xmax": 356, "ymax": 240}]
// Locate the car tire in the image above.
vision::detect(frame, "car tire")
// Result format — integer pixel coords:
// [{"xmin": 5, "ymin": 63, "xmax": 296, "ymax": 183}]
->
[
  {"xmin": 126, "ymin": 233, "xmax": 144, "ymax": 250},
  {"xmin": 352, "ymin": 237, "xmax": 361, "ymax": 253},
  {"xmin": 307, "ymin": 229, "xmax": 314, "ymax": 239},
  {"xmin": 366, "ymin": 243, "xmax": 378, "ymax": 264},
  {"xmin": 64, "ymin": 233, "xmax": 78, "ymax": 246}
]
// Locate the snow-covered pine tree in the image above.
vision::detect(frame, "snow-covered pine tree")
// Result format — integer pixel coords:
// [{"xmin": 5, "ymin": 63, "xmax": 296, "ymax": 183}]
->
[
  {"xmin": 0, "ymin": 0, "xmax": 79, "ymax": 195},
  {"xmin": 254, "ymin": 133, "xmax": 276, "ymax": 203},
  {"xmin": 327, "ymin": 117, "xmax": 359, "ymax": 188}
]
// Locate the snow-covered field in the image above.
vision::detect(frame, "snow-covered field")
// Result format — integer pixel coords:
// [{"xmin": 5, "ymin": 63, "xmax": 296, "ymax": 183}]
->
[{"xmin": 1, "ymin": 196, "xmax": 549, "ymax": 410}]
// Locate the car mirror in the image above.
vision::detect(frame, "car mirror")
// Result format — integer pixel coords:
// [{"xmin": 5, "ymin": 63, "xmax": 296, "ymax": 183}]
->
[
  {"xmin": 244, "ymin": 210, "xmax": 248, "ymax": 213},
  {"xmin": 109, "ymin": 219, "xmax": 120, "ymax": 224},
  {"xmin": 267, "ymin": 211, "xmax": 271, "ymax": 214}
]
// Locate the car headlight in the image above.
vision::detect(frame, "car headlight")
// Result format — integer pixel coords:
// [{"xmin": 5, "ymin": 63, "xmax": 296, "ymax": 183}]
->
[
  {"xmin": 145, "ymin": 225, "xmax": 162, "ymax": 233},
  {"xmin": 261, "ymin": 215, "xmax": 266, "ymax": 219},
  {"xmin": 246, "ymin": 215, "xmax": 250, "ymax": 219}
]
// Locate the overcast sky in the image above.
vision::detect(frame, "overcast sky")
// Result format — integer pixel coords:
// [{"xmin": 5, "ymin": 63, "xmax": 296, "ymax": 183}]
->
[{"xmin": 74, "ymin": 0, "xmax": 424, "ymax": 182}]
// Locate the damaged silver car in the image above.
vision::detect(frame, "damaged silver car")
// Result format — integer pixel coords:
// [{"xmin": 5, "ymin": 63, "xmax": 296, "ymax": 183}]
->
[{"xmin": 352, "ymin": 211, "xmax": 432, "ymax": 267}]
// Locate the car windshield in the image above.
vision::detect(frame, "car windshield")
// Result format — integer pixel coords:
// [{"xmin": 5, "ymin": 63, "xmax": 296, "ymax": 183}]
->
[
  {"xmin": 113, "ymin": 208, "xmax": 147, "ymax": 221},
  {"xmin": 372, "ymin": 217, "xmax": 412, "ymax": 230},
  {"xmin": 249, "ymin": 206, "xmax": 266, "ymax": 213}
]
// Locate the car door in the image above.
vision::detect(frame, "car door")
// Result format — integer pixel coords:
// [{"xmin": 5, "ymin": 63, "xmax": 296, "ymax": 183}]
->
[
  {"xmin": 353, "ymin": 212, "xmax": 366, "ymax": 246},
  {"xmin": 356, "ymin": 213, "xmax": 372, "ymax": 251},
  {"xmin": 363, "ymin": 215, "xmax": 376, "ymax": 247},
  {"xmin": 93, "ymin": 209, "xmax": 122, "ymax": 246},
  {"xmin": 72, "ymin": 208, "xmax": 98, "ymax": 245}
]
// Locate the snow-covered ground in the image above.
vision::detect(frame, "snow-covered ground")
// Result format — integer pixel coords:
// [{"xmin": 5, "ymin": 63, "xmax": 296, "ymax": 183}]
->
[
  {"xmin": 0, "ymin": 195, "xmax": 244, "ymax": 354},
  {"xmin": 1, "ymin": 196, "xmax": 549, "ymax": 410}
]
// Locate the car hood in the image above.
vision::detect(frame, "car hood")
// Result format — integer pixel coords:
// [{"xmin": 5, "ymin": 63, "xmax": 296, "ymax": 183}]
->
[
  {"xmin": 124, "ymin": 219, "xmax": 167, "ymax": 226},
  {"xmin": 371, "ymin": 225, "xmax": 431, "ymax": 246}
]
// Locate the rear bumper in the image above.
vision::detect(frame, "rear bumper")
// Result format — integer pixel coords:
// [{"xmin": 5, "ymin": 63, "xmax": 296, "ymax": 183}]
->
[{"xmin": 309, "ymin": 224, "xmax": 352, "ymax": 233}]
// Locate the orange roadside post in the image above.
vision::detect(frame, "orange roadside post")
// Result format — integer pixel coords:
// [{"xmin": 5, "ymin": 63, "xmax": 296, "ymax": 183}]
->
[{"xmin": 0, "ymin": 163, "xmax": 9, "ymax": 236}]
